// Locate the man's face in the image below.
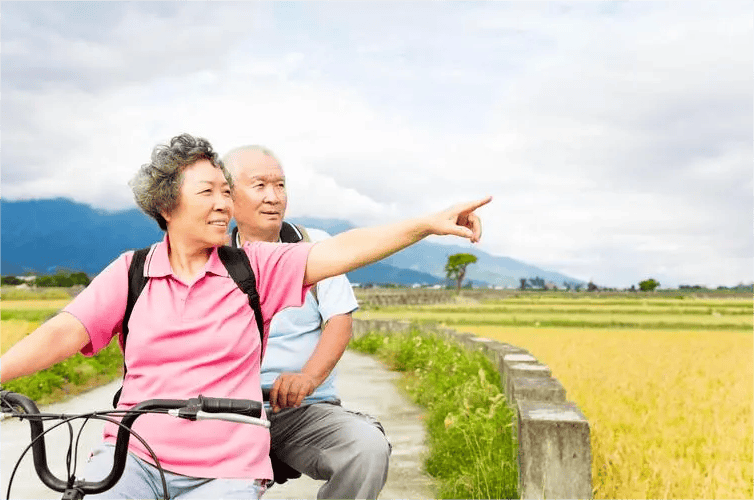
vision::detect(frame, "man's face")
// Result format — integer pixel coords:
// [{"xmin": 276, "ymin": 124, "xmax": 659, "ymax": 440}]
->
[{"xmin": 230, "ymin": 149, "xmax": 287, "ymax": 241}]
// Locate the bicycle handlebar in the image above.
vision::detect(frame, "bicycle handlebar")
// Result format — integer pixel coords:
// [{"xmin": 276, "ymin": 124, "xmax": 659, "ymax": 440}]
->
[{"xmin": 1, "ymin": 391, "xmax": 267, "ymax": 496}]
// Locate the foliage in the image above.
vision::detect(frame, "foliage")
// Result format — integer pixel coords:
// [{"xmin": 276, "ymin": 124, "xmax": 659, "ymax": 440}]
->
[
  {"xmin": 444, "ymin": 253, "xmax": 477, "ymax": 292},
  {"xmin": 1, "ymin": 276, "xmax": 23, "ymax": 285},
  {"xmin": 639, "ymin": 278, "xmax": 660, "ymax": 291},
  {"xmin": 350, "ymin": 330, "xmax": 518, "ymax": 499},
  {"xmin": 528, "ymin": 276, "xmax": 545, "ymax": 289},
  {"xmin": 562, "ymin": 280, "xmax": 584, "ymax": 291},
  {"xmin": 34, "ymin": 270, "xmax": 90, "ymax": 287}
]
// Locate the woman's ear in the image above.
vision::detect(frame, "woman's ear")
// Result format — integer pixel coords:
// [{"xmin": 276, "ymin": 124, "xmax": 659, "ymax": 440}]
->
[{"xmin": 161, "ymin": 209, "xmax": 172, "ymax": 225}]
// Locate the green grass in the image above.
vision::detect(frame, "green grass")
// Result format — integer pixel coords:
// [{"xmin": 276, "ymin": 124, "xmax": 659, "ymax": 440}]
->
[
  {"xmin": 1, "ymin": 309, "xmax": 61, "ymax": 322},
  {"xmin": 0, "ymin": 286, "xmax": 72, "ymax": 300},
  {"xmin": 420, "ymin": 305, "xmax": 753, "ymax": 315},
  {"xmin": 361, "ymin": 297, "xmax": 754, "ymax": 331},
  {"xmin": 350, "ymin": 329, "xmax": 518, "ymax": 499}
]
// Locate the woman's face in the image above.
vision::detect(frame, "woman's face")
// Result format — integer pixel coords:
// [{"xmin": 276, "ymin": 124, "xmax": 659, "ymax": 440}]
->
[{"xmin": 163, "ymin": 159, "xmax": 233, "ymax": 249}]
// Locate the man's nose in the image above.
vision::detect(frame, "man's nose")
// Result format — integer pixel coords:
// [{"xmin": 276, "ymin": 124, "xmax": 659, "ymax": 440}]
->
[{"xmin": 263, "ymin": 185, "xmax": 282, "ymax": 203}]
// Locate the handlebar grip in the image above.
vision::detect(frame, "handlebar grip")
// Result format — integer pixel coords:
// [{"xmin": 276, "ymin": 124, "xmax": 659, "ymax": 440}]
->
[{"xmin": 199, "ymin": 396, "xmax": 263, "ymax": 418}]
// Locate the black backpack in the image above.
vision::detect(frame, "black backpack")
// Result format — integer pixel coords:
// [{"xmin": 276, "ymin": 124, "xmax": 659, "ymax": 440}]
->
[
  {"xmin": 112, "ymin": 245, "xmax": 264, "ymax": 407},
  {"xmin": 114, "ymin": 221, "xmax": 310, "ymax": 406}
]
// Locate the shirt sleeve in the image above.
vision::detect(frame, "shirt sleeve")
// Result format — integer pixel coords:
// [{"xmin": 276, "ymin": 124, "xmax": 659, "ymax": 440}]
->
[
  {"xmin": 244, "ymin": 241, "xmax": 314, "ymax": 325},
  {"xmin": 315, "ymin": 274, "xmax": 359, "ymax": 322},
  {"xmin": 62, "ymin": 252, "xmax": 132, "ymax": 356},
  {"xmin": 304, "ymin": 228, "xmax": 358, "ymax": 321},
  {"xmin": 307, "ymin": 228, "xmax": 359, "ymax": 321}
]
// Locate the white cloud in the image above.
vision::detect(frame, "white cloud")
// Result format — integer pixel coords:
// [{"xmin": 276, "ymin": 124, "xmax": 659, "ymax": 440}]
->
[{"xmin": 1, "ymin": 1, "xmax": 751, "ymax": 288}]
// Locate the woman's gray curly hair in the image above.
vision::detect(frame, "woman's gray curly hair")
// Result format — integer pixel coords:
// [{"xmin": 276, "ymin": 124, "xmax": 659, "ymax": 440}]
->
[{"xmin": 129, "ymin": 133, "xmax": 233, "ymax": 231}]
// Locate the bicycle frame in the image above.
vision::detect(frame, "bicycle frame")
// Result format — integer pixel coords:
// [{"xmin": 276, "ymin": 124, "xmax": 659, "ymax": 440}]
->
[{"xmin": 1, "ymin": 391, "xmax": 267, "ymax": 500}]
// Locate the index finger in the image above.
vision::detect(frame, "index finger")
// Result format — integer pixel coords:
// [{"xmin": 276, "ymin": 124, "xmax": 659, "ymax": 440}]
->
[
  {"xmin": 269, "ymin": 378, "xmax": 283, "ymax": 411},
  {"xmin": 457, "ymin": 195, "xmax": 493, "ymax": 215}
]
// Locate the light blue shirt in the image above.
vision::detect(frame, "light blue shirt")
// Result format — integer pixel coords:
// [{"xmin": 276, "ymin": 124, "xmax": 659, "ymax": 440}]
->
[{"xmin": 260, "ymin": 228, "xmax": 359, "ymax": 404}]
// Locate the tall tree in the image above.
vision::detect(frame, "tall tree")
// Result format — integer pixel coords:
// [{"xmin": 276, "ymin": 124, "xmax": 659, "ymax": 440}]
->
[
  {"xmin": 638, "ymin": 278, "xmax": 660, "ymax": 291},
  {"xmin": 445, "ymin": 253, "xmax": 478, "ymax": 292}
]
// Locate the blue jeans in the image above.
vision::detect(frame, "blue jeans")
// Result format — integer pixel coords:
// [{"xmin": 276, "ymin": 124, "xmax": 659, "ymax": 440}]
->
[{"xmin": 81, "ymin": 444, "xmax": 268, "ymax": 499}]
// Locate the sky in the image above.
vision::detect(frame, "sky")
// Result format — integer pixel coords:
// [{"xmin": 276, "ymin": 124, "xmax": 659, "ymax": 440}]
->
[{"xmin": 1, "ymin": 1, "xmax": 752, "ymax": 289}]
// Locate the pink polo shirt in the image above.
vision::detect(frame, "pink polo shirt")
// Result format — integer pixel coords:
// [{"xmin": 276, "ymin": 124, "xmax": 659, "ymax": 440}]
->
[{"xmin": 63, "ymin": 235, "xmax": 313, "ymax": 480}]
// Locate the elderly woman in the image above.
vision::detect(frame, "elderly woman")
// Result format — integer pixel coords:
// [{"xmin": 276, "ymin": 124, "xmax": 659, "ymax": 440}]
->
[{"xmin": 0, "ymin": 133, "xmax": 490, "ymax": 499}]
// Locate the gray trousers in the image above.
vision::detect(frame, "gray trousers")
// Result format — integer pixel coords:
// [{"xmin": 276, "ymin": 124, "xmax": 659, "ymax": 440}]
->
[{"xmin": 268, "ymin": 401, "xmax": 391, "ymax": 499}]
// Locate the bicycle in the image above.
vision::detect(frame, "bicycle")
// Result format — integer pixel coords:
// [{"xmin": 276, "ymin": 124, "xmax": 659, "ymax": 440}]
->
[{"xmin": 0, "ymin": 390, "xmax": 269, "ymax": 500}]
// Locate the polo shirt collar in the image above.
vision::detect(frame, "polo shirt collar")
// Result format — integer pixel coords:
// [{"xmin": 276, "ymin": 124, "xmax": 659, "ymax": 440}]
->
[{"xmin": 146, "ymin": 234, "xmax": 229, "ymax": 279}]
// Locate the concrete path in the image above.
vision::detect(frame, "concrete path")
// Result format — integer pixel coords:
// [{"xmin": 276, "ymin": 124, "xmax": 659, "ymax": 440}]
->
[{"xmin": 1, "ymin": 351, "xmax": 435, "ymax": 499}]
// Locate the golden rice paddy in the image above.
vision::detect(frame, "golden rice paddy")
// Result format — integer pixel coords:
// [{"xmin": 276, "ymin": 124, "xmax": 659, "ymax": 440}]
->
[{"xmin": 356, "ymin": 293, "xmax": 753, "ymax": 499}]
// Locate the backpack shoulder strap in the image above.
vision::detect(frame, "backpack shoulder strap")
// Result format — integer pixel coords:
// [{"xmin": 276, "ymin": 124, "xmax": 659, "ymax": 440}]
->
[
  {"xmin": 112, "ymin": 246, "xmax": 150, "ymax": 407},
  {"xmin": 293, "ymin": 224, "xmax": 311, "ymax": 243},
  {"xmin": 124, "ymin": 247, "xmax": 151, "ymax": 345},
  {"xmin": 217, "ymin": 246, "xmax": 266, "ymax": 359},
  {"xmin": 279, "ymin": 221, "xmax": 303, "ymax": 243}
]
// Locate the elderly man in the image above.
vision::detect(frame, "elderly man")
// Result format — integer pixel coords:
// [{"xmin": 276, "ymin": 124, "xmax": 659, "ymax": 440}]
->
[{"xmin": 222, "ymin": 146, "xmax": 391, "ymax": 499}]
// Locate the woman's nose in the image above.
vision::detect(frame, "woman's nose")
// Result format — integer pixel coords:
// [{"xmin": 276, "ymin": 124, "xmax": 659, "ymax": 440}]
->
[{"xmin": 215, "ymin": 192, "xmax": 231, "ymax": 211}]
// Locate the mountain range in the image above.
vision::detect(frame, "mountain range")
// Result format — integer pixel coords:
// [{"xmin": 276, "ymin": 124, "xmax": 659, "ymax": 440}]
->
[{"xmin": 1, "ymin": 199, "xmax": 584, "ymax": 287}]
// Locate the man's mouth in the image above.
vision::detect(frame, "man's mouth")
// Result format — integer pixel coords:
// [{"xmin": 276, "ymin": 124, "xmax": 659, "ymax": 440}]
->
[{"xmin": 208, "ymin": 220, "xmax": 228, "ymax": 227}]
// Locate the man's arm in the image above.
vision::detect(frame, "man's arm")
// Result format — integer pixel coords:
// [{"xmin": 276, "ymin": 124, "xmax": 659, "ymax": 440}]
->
[{"xmin": 268, "ymin": 313, "xmax": 352, "ymax": 413}]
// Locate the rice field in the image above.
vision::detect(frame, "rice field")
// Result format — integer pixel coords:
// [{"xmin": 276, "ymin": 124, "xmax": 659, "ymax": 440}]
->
[{"xmin": 356, "ymin": 293, "xmax": 753, "ymax": 499}]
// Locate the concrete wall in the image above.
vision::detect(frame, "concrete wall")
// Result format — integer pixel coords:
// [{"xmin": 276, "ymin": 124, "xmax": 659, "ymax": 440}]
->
[{"xmin": 352, "ymin": 318, "xmax": 593, "ymax": 500}]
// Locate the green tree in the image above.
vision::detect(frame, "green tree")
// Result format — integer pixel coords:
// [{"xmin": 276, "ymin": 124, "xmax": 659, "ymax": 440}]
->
[
  {"xmin": 1, "ymin": 276, "xmax": 23, "ymax": 285},
  {"xmin": 528, "ymin": 276, "xmax": 545, "ymax": 289},
  {"xmin": 638, "ymin": 278, "xmax": 660, "ymax": 291},
  {"xmin": 444, "ymin": 253, "xmax": 478, "ymax": 292}
]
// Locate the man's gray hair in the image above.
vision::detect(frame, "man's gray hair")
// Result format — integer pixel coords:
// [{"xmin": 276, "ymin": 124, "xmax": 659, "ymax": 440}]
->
[
  {"xmin": 221, "ymin": 145, "xmax": 281, "ymax": 184},
  {"xmin": 129, "ymin": 133, "xmax": 232, "ymax": 231}
]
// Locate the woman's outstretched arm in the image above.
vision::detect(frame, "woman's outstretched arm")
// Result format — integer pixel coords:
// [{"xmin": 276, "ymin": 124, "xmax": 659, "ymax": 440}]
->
[
  {"xmin": 0, "ymin": 313, "xmax": 89, "ymax": 383},
  {"xmin": 304, "ymin": 196, "xmax": 491, "ymax": 286}
]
